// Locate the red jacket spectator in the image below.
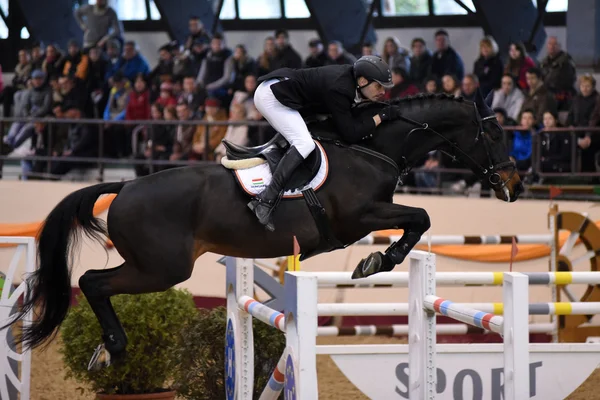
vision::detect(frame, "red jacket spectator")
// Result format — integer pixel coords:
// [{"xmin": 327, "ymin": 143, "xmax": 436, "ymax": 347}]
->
[
  {"xmin": 515, "ymin": 57, "xmax": 536, "ymax": 91},
  {"xmin": 154, "ymin": 81, "xmax": 178, "ymax": 108},
  {"xmin": 155, "ymin": 94, "xmax": 177, "ymax": 108},
  {"xmin": 126, "ymin": 89, "xmax": 151, "ymax": 120},
  {"xmin": 504, "ymin": 42, "xmax": 536, "ymax": 91},
  {"xmin": 385, "ymin": 67, "xmax": 420, "ymax": 100},
  {"xmin": 385, "ymin": 83, "xmax": 419, "ymax": 100}
]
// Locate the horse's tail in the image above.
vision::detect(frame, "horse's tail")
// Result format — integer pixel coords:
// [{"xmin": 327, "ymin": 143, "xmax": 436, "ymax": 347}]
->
[{"xmin": 7, "ymin": 181, "xmax": 125, "ymax": 350}]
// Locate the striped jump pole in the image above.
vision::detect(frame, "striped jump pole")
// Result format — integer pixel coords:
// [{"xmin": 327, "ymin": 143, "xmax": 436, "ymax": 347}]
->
[
  {"xmin": 238, "ymin": 295, "xmax": 286, "ymax": 332},
  {"xmin": 258, "ymin": 350, "xmax": 287, "ymax": 400},
  {"xmin": 452, "ymin": 302, "xmax": 600, "ymax": 316},
  {"xmin": 316, "ymin": 322, "xmax": 554, "ymax": 337},
  {"xmin": 356, "ymin": 233, "xmax": 553, "ymax": 246},
  {"xmin": 312, "ymin": 270, "xmax": 600, "ymax": 288},
  {"xmin": 316, "ymin": 301, "xmax": 600, "ymax": 317},
  {"xmin": 408, "ymin": 250, "xmax": 530, "ymax": 400},
  {"xmin": 424, "ymin": 296, "xmax": 504, "ymax": 333}
]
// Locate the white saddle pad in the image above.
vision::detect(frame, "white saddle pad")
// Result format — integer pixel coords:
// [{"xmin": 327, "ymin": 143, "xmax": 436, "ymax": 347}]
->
[{"xmin": 233, "ymin": 141, "xmax": 329, "ymax": 198}]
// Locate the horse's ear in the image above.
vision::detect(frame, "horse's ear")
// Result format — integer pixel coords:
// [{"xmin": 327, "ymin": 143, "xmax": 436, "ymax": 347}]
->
[
  {"xmin": 475, "ymin": 87, "xmax": 494, "ymax": 117},
  {"xmin": 484, "ymin": 90, "xmax": 494, "ymax": 108}
]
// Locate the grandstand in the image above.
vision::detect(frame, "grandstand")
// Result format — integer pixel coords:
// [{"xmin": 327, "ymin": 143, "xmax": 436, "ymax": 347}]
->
[{"xmin": 0, "ymin": 0, "xmax": 598, "ymax": 199}]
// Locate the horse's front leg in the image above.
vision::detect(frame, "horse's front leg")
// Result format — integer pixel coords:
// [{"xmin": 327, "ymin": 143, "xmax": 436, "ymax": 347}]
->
[{"xmin": 352, "ymin": 202, "xmax": 431, "ymax": 279}]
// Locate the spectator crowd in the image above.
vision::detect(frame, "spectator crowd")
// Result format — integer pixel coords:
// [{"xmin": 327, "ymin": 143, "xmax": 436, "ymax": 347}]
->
[{"xmin": 0, "ymin": 0, "xmax": 598, "ymax": 190}]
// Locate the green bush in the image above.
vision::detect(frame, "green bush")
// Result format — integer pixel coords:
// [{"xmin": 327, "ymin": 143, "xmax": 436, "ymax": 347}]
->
[
  {"xmin": 173, "ymin": 306, "xmax": 286, "ymax": 400},
  {"xmin": 59, "ymin": 289, "xmax": 198, "ymax": 395}
]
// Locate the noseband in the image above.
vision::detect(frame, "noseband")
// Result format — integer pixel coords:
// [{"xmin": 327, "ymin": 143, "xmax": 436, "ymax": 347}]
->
[{"xmin": 389, "ymin": 106, "xmax": 516, "ymax": 191}]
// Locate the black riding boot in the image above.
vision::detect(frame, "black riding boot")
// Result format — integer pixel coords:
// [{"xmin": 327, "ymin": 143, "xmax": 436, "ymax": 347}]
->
[{"xmin": 248, "ymin": 146, "xmax": 305, "ymax": 231}]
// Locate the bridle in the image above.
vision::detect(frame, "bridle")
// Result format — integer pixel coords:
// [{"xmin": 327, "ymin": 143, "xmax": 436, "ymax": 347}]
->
[
  {"xmin": 377, "ymin": 103, "xmax": 516, "ymax": 192},
  {"xmin": 472, "ymin": 114, "xmax": 517, "ymax": 190}
]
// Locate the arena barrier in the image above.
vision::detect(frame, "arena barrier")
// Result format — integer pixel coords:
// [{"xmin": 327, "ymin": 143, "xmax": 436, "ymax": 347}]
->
[
  {"xmin": 225, "ymin": 251, "xmax": 600, "ymax": 399},
  {"xmin": 0, "ymin": 237, "xmax": 33, "ymax": 400}
]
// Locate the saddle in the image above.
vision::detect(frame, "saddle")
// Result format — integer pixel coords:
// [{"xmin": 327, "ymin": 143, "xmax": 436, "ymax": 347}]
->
[
  {"xmin": 221, "ymin": 133, "xmax": 322, "ymax": 192},
  {"xmin": 220, "ymin": 133, "xmax": 343, "ymax": 261}
]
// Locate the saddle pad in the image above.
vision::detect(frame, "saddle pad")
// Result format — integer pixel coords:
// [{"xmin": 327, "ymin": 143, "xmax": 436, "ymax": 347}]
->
[{"xmin": 234, "ymin": 141, "xmax": 329, "ymax": 198}]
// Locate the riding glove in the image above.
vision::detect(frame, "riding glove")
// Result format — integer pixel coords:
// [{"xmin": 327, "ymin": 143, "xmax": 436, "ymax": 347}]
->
[{"xmin": 378, "ymin": 105, "xmax": 402, "ymax": 122}]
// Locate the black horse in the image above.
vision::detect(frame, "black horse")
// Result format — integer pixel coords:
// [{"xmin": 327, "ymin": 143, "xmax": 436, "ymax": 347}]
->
[{"xmin": 7, "ymin": 91, "xmax": 522, "ymax": 369}]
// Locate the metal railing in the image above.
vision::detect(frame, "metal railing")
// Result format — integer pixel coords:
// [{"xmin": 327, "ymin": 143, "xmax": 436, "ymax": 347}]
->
[
  {"xmin": 407, "ymin": 125, "xmax": 600, "ymax": 181},
  {"xmin": 0, "ymin": 117, "xmax": 271, "ymax": 180},
  {"xmin": 1, "ymin": 118, "xmax": 600, "ymax": 200}
]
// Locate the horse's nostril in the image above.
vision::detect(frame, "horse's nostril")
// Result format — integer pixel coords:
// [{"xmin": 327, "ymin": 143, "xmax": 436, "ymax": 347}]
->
[{"xmin": 514, "ymin": 182, "xmax": 524, "ymax": 197}]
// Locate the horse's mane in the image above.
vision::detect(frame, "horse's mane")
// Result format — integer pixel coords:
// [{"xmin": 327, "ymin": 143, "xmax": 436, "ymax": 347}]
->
[
  {"xmin": 387, "ymin": 92, "xmax": 468, "ymax": 106},
  {"xmin": 309, "ymin": 93, "xmax": 475, "ymax": 138},
  {"xmin": 354, "ymin": 92, "xmax": 470, "ymax": 113}
]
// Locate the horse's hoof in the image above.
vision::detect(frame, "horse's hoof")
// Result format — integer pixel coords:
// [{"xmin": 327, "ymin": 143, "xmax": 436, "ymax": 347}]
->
[
  {"xmin": 88, "ymin": 343, "xmax": 111, "ymax": 371},
  {"xmin": 352, "ymin": 252, "xmax": 385, "ymax": 279}
]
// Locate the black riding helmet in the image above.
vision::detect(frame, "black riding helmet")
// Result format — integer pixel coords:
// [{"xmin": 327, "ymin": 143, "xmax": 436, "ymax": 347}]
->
[{"xmin": 353, "ymin": 55, "xmax": 394, "ymax": 89}]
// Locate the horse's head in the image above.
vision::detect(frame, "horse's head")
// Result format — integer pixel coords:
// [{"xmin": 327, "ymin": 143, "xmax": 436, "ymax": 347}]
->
[
  {"xmin": 365, "ymin": 92, "xmax": 523, "ymax": 202},
  {"xmin": 463, "ymin": 89, "xmax": 523, "ymax": 202},
  {"xmin": 427, "ymin": 90, "xmax": 523, "ymax": 202}
]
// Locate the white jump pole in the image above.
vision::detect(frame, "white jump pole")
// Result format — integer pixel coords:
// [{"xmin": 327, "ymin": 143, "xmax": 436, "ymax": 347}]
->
[
  {"xmin": 503, "ymin": 271, "xmax": 530, "ymax": 398},
  {"xmin": 284, "ymin": 271, "xmax": 319, "ymax": 400},
  {"xmin": 226, "ymin": 257, "xmax": 254, "ymax": 400},
  {"xmin": 408, "ymin": 251, "xmax": 437, "ymax": 400}
]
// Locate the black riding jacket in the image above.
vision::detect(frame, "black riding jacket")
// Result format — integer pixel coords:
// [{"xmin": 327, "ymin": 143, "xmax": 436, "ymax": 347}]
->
[{"xmin": 258, "ymin": 65, "xmax": 377, "ymax": 143}]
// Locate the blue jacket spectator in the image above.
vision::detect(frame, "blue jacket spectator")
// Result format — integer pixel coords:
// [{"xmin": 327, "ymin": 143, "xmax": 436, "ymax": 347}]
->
[
  {"xmin": 103, "ymin": 73, "xmax": 132, "ymax": 121},
  {"xmin": 431, "ymin": 30, "xmax": 464, "ymax": 81},
  {"xmin": 108, "ymin": 41, "xmax": 150, "ymax": 83},
  {"xmin": 511, "ymin": 130, "xmax": 532, "ymax": 161},
  {"xmin": 510, "ymin": 109, "xmax": 536, "ymax": 170}
]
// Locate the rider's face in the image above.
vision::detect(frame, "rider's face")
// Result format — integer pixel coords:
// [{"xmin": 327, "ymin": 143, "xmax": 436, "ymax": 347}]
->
[{"xmin": 359, "ymin": 79, "xmax": 385, "ymax": 101}]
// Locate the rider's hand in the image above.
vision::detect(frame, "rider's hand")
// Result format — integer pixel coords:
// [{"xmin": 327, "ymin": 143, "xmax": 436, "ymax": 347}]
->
[{"xmin": 378, "ymin": 106, "xmax": 401, "ymax": 122}]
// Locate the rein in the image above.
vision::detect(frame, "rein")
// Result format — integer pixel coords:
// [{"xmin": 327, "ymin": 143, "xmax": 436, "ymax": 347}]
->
[{"xmin": 375, "ymin": 102, "xmax": 516, "ymax": 190}]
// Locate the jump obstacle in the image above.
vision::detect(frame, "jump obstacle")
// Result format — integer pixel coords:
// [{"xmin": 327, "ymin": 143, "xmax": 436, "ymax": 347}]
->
[
  {"xmin": 0, "ymin": 237, "xmax": 33, "ymax": 400},
  {"xmin": 262, "ymin": 205, "xmax": 600, "ymax": 344},
  {"xmin": 225, "ymin": 248, "xmax": 600, "ymax": 399},
  {"xmin": 1, "ymin": 204, "xmax": 599, "ymax": 398}
]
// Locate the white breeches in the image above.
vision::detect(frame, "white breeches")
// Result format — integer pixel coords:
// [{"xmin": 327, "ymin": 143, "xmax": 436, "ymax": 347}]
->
[{"xmin": 253, "ymin": 79, "xmax": 316, "ymax": 159}]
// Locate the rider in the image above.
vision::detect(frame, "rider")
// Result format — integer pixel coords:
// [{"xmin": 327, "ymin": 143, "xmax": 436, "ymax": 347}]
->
[{"xmin": 249, "ymin": 55, "xmax": 402, "ymax": 231}]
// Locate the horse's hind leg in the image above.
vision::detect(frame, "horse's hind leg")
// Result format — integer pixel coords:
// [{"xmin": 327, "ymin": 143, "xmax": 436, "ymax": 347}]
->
[
  {"xmin": 352, "ymin": 202, "xmax": 431, "ymax": 279},
  {"xmin": 79, "ymin": 265, "xmax": 128, "ymax": 369},
  {"xmin": 79, "ymin": 256, "xmax": 195, "ymax": 370}
]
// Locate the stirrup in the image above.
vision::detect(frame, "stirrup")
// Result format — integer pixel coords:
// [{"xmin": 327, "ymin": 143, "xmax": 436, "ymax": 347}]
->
[
  {"xmin": 251, "ymin": 196, "xmax": 275, "ymax": 206},
  {"xmin": 248, "ymin": 191, "xmax": 283, "ymax": 232},
  {"xmin": 247, "ymin": 203, "xmax": 276, "ymax": 231}
]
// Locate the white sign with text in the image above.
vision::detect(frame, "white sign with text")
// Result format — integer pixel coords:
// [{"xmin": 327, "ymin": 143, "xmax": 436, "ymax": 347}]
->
[{"xmin": 325, "ymin": 343, "xmax": 600, "ymax": 400}]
